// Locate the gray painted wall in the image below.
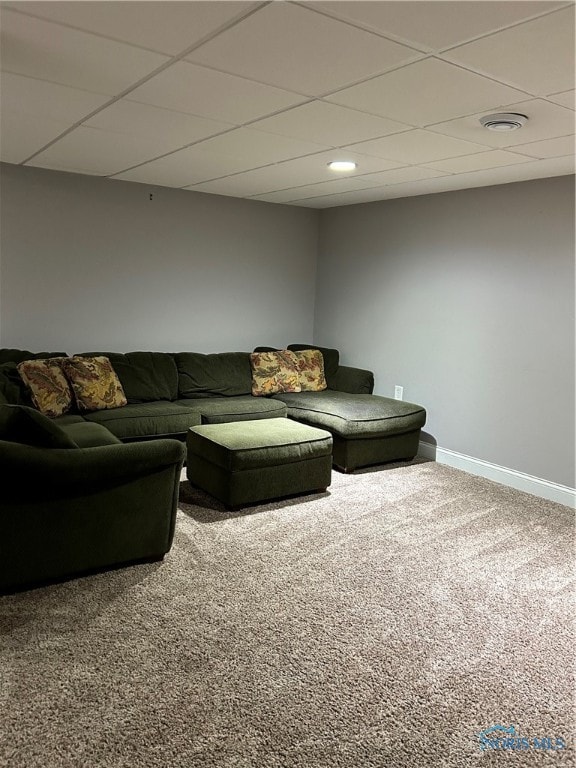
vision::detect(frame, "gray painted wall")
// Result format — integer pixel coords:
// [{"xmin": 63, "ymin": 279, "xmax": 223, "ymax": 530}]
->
[
  {"xmin": 0, "ymin": 163, "xmax": 318, "ymax": 353},
  {"xmin": 1, "ymin": 165, "xmax": 574, "ymax": 488},
  {"xmin": 315, "ymin": 176, "xmax": 575, "ymax": 488}
]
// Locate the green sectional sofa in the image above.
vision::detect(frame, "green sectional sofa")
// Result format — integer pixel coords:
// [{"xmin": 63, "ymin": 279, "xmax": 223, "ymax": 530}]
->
[
  {"xmin": 0, "ymin": 345, "xmax": 426, "ymax": 589},
  {"xmin": 0, "ymin": 345, "xmax": 426, "ymax": 470}
]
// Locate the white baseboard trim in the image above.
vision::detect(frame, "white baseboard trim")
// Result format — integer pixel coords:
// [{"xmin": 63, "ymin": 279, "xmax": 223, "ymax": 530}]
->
[{"xmin": 418, "ymin": 442, "xmax": 576, "ymax": 509}]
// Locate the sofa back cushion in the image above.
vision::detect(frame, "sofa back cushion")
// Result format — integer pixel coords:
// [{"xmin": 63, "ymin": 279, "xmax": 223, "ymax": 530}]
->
[
  {"xmin": 0, "ymin": 362, "xmax": 34, "ymax": 406},
  {"xmin": 0, "ymin": 349, "xmax": 67, "ymax": 365},
  {"xmin": 0, "ymin": 404, "xmax": 78, "ymax": 448},
  {"xmin": 176, "ymin": 352, "xmax": 252, "ymax": 398},
  {"xmin": 79, "ymin": 352, "xmax": 179, "ymax": 403}
]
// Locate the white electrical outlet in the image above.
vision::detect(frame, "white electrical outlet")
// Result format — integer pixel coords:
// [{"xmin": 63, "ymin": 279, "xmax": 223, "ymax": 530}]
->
[{"xmin": 394, "ymin": 385, "xmax": 403, "ymax": 400}]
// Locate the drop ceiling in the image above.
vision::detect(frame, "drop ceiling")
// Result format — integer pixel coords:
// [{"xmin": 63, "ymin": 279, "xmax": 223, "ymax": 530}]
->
[{"xmin": 1, "ymin": 0, "xmax": 574, "ymax": 208}]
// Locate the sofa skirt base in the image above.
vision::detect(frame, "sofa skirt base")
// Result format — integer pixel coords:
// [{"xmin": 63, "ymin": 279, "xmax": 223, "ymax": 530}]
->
[{"xmin": 332, "ymin": 429, "xmax": 422, "ymax": 472}]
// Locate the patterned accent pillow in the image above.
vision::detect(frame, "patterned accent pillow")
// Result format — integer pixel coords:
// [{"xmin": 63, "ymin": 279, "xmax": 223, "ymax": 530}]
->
[
  {"xmin": 250, "ymin": 350, "xmax": 301, "ymax": 396},
  {"xmin": 17, "ymin": 357, "xmax": 74, "ymax": 418},
  {"xmin": 62, "ymin": 356, "xmax": 127, "ymax": 412},
  {"xmin": 292, "ymin": 349, "xmax": 327, "ymax": 392}
]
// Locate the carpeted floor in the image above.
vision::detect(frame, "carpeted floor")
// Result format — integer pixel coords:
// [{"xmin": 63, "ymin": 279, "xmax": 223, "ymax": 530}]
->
[{"xmin": 1, "ymin": 459, "xmax": 574, "ymax": 767}]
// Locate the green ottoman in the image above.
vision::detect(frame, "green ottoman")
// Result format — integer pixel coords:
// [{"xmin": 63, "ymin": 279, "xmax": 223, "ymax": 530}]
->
[{"xmin": 186, "ymin": 418, "xmax": 333, "ymax": 508}]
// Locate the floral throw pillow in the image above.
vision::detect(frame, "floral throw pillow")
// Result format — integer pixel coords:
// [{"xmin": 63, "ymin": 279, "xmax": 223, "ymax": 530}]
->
[
  {"xmin": 250, "ymin": 350, "xmax": 301, "ymax": 396},
  {"xmin": 63, "ymin": 356, "xmax": 127, "ymax": 412},
  {"xmin": 17, "ymin": 357, "xmax": 74, "ymax": 418},
  {"xmin": 292, "ymin": 349, "xmax": 327, "ymax": 392}
]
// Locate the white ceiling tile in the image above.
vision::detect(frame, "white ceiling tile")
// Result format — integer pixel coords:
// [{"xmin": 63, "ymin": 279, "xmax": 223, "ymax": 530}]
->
[
  {"xmin": 86, "ymin": 100, "xmax": 232, "ymax": 148},
  {"xmin": 0, "ymin": 112, "xmax": 73, "ymax": 164},
  {"xmin": 250, "ymin": 189, "xmax": 320, "ymax": 205},
  {"xmin": 290, "ymin": 189, "xmax": 389, "ymax": 208},
  {"xmin": 308, "ymin": 1, "xmax": 564, "ymax": 52},
  {"xmin": 508, "ymin": 135, "xmax": 575, "ymax": 159},
  {"xmin": 443, "ymin": 6, "xmax": 575, "ymax": 96},
  {"xmin": 27, "ymin": 159, "xmax": 108, "ymax": 177},
  {"xmin": 186, "ymin": 175, "xmax": 285, "ymax": 198},
  {"xmin": 0, "ymin": 72, "xmax": 109, "ymax": 124},
  {"xmin": 347, "ymin": 129, "xmax": 489, "ymax": 164},
  {"xmin": 276, "ymin": 150, "xmax": 403, "ymax": 180},
  {"xmin": 192, "ymin": 128, "xmax": 330, "ymax": 167},
  {"xmin": 422, "ymin": 150, "xmax": 534, "ymax": 174},
  {"xmin": 326, "ymin": 58, "xmax": 528, "ymax": 126},
  {"xmin": 250, "ymin": 101, "xmax": 410, "ymax": 147},
  {"xmin": 546, "ymin": 90, "xmax": 575, "ymax": 110},
  {"xmin": 112, "ymin": 154, "xmax": 208, "ymax": 188},
  {"xmin": 28, "ymin": 126, "xmax": 180, "ymax": 175},
  {"xmin": 0, "ymin": 8, "xmax": 168, "ymax": 94},
  {"xmin": 0, "ymin": 73, "xmax": 111, "ymax": 161},
  {"xmin": 187, "ymin": 2, "xmax": 421, "ymax": 97},
  {"xmin": 187, "ymin": 164, "xmax": 302, "ymax": 195},
  {"xmin": 351, "ymin": 166, "xmax": 449, "ymax": 188},
  {"xmin": 251, "ymin": 183, "xmax": 361, "ymax": 205},
  {"xmin": 4, "ymin": 2, "xmax": 258, "ymax": 55},
  {"xmin": 113, "ymin": 141, "xmax": 296, "ymax": 188},
  {"xmin": 403, "ymin": 156, "xmax": 576, "ymax": 193},
  {"xmin": 291, "ymin": 155, "xmax": 576, "ymax": 207},
  {"xmin": 177, "ymin": 150, "xmax": 401, "ymax": 196},
  {"xmin": 274, "ymin": 176, "xmax": 372, "ymax": 200},
  {"xmin": 429, "ymin": 99, "xmax": 576, "ymax": 147},
  {"xmin": 280, "ymin": 177, "xmax": 374, "ymax": 198},
  {"xmin": 191, "ymin": 174, "xmax": 371, "ymax": 200},
  {"xmin": 127, "ymin": 61, "xmax": 305, "ymax": 125}
]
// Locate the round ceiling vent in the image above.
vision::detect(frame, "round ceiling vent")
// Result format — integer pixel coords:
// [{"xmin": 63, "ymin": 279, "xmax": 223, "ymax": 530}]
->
[{"xmin": 479, "ymin": 113, "xmax": 529, "ymax": 132}]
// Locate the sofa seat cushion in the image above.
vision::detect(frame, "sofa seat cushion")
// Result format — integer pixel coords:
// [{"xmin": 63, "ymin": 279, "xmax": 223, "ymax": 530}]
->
[
  {"xmin": 79, "ymin": 352, "xmax": 178, "ymax": 403},
  {"xmin": 82, "ymin": 401, "xmax": 200, "ymax": 439},
  {"xmin": 176, "ymin": 396, "xmax": 286, "ymax": 424},
  {"xmin": 60, "ymin": 422, "xmax": 122, "ymax": 448},
  {"xmin": 52, "ymin": 414, "xmax": 86, "ymax": 426},
  {"xmin": 273, "ymin": 391, "xmax": 426, "ymax": 439}
]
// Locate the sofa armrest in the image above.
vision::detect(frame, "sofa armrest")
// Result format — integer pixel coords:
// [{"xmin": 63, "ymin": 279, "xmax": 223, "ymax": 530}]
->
[
  {"xmin": 327, "ymin": 365, "xmax": 374, "ymax": 395},
  {"xmin": 0, "ymin": 438, "xmax": 185, "ymax": 501},
  {"xmin": 1, "ymin": 437, "xmax": 186, "ymax": 591}
]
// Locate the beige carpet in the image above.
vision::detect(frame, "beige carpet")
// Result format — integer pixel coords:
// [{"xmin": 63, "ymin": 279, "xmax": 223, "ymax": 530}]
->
[{"xmin": 1, "ymin": 460, "xmax": 574, "ymax": 767}]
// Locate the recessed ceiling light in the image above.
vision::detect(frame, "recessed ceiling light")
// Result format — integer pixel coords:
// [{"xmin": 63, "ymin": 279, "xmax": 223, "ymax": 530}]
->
[
  {"xmin": 479, "ymin": 113, "xmax": 529, "ymax": 132},
  {"xmin": 328, "ymin": 161, "xmax": 357, "ymax": 171}
]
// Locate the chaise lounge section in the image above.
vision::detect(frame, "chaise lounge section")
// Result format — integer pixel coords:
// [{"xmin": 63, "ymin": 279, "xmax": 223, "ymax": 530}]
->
[
  {"xmin": 273, "ymin": 390, "xmax": 426, "ymax": 472},
  {"xmin": 258, "ymin": 344, "xmax": 426, "ymax": 471}
]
